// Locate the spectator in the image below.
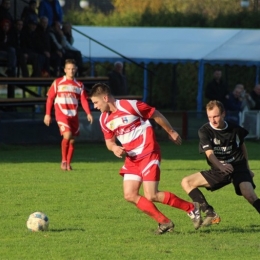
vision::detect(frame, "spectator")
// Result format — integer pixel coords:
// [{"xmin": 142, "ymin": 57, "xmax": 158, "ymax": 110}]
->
[
  {"xmin": 10, "ymin": 19, "xmax": 41, "ymax": 77},
  {"xmin": 49, "ymin": 21, "xmax": 84, "ymax": 76},
  {"xmin": 240, "ymin": 86, "xmax": 255, "ymax": 112},
  {"xmin": 20, "ymin": 18, "xmax": 38, "ymax": 67},
  {"xmin": 0, "ymin": 19, "xmax": 16, "ymax": 77},
  {"xmin": 250, "ymin": 84, "xmax": 260, "ymax": 110},
  {"xmin": 241, "ymin": 84, "xmax": 259, "ymax": 135},
  {"xmin": 224, "ymin": 84, "xmax": 244, "ymax": 124},
  {"xmin": 0, "ymin": 0, "xmax": 13, "ymax": 27},
  {"xmin": 34, "ymin": 16, "xmax": 59, "ymax": 77},
  {"xmin": 48, "ymin": 21, "xmax": 66, "ymax": 76},
  {"xmin": 205, "ymin": 69, "xmax": 229, "ymax": 105},
  {"xmin": 62, "ymin": 22, "xmax": 74, "ymax": 45},
  {"xmin": 62, "ymin": 22, "xmax": 84, "ymax": 76},
  {"xmin": 38, "ymin": 0, "xmax": 63, "ymax": 27},
  {"xmin": 21, "ymin": 0, "xmax": 39, "ymax": 26},
  {"xmin": 107, "ymin": 61, "xmax": 127, "ymax": 96}
]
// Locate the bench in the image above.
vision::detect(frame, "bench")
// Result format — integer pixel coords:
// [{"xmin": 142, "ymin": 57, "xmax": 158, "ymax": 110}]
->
[{"xmin": 0, "ymin": 76, "xmax": 109, "ymax": 98}]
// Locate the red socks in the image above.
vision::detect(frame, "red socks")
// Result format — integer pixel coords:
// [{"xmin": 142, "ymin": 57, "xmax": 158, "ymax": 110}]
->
[
  {"xmin": 67, "ymin": 142, "xmax": 74, "ymax": 165},
  {"xmin": 136, "ymin": 196, "xmax": 170, "ymax": 224},
  {"xmin": 163, "ymin": 191, "xmax": 194, "ymax": 213},
  {"xmin": 135, "ymin": 193, "xmax": 194, "ymax": 224},
  {"xmin": 61, "ymin": 138, "xmax": 69, "ymax": 162}
]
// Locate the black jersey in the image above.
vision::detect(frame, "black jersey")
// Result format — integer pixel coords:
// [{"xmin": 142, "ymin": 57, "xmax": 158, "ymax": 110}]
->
[{"xmin": 198, "ymin": 121, "xmax": 248, "ymax": 168}]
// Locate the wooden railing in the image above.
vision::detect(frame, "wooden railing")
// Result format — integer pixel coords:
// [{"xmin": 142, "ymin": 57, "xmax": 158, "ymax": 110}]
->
[{"xmin": 0, "ymin": 76, "xmax": 109, "ymax": 98}]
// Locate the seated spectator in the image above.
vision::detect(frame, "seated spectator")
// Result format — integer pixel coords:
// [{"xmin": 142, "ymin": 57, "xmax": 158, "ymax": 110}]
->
[
  {"xmin": 34, "ymin": 16, "xmax": 60, "ymax": 77},
  {"xmin": 0, "ymin": 0, "xmax": 14, "ymax": 27},
  {"xmin": 20, "ymin": 18, "xmax": 47, "ymax": 76},
  {"xmin": 250, "ymin": 84, "xmax": 260, "ymax": 110},
  {"xmin": 21, "ymin": 0, "xmax": 39, "ymax": 26},
  {"xmin": 240, "ymin": 86, "xmax": 255, "ymax": 112},
  {"xmin": 49, "ymin": 21, "xmax": 84, "ymax": 76},
  {"xmin": 108, "ymin": 61, "xmax": 127, "ymax": 95},
  {"xmin": 224, "ymin": 84, "xmax": 244, "ymax": 124},
  {"xmin": 38, "ymin": 0, "xmax": 63, "ymax": 27},
  {"xmin": 62, "ymin": 22, "xmax": 84, "ymax": 76},
  {"xmin": 10, "ymin": 19, "xmax": 41, "ymax": 77},
  {"xmin": 0, "ymin": 19, "xmax": 17, "ymax": 77},
  {"xmin": 62, "ymin": 22, "xmax": 74, "ymax": 45}
]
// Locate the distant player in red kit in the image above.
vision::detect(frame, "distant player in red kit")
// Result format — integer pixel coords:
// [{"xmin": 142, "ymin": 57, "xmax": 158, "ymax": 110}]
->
[
  {"xmin": 44, "ymin": 59, "xmax": 93, "ymax": 171},
  {"xmin": 89, "ymin": 83, "xmax": 201, "ymax": 234}
]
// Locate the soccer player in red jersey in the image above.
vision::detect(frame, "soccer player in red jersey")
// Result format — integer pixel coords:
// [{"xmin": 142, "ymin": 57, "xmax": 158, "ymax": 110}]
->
[
  {"xmin": 89, "ymin": 83, "xmax": 202, "ymax": 234},
  {"xmin": 44, "ymin": 59, "xmax": 93, "ymax": 171}
]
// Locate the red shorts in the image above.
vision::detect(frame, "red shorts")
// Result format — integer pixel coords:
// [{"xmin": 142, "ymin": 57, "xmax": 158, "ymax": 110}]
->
[
  {"xmin": 56, "ymin": 116, "xmax": 79, "ymax": 136},
  {"xmin": 120, "ymin": 152, "xmax": 161, "ymax": 181}
]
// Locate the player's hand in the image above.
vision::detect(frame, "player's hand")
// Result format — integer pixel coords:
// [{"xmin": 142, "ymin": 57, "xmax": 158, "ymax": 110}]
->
[
  {"xmin": 220, "ymin": 163, "xmax": 234, "ymax": 174},
  {"xmin": 87, "ymin": 114, "xmax": 93, "ymax": 124},
  {"xmin": 112, "ymin": 146, "xmax": 125, "ymax": 158},
  {"xmin": 43, "ymin": 115, "xmax": 51, "ymax": 126},
  {"xmin": 168, "ymin": 130, "xmax": 182, "ymax": 145}
]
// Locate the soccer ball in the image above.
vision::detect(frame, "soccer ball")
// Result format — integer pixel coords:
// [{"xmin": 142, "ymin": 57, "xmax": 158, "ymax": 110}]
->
[{"xmin": 26, "ymin": 212, "xmax": 49, "ymax": 232}]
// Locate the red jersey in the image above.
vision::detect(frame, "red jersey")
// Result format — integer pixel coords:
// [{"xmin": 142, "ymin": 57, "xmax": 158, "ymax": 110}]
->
[
  {"xmin": 46, "ymin": 76, "xmax": 91, "ymax": 119},
  {"xmin": 100, "ymin": 99, "xmax": 160, "ymax": 159}
]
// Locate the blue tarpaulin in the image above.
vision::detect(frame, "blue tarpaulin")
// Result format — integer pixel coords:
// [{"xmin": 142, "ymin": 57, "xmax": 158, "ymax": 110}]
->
[{"xmin": 73, "ymin": 26, "xmax": 260, "ymax": 111}]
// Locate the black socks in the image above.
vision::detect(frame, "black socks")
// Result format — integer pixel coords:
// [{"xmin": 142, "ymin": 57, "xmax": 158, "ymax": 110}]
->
[{"xmin": 188, "ymin": 188, "xmax": 214, "ymax": 213}]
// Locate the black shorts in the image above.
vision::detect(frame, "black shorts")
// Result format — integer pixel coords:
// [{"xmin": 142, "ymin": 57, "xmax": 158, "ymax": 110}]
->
[{"xmin": 201, "ymin": 160, "xmax": 256, "ymax": 196}]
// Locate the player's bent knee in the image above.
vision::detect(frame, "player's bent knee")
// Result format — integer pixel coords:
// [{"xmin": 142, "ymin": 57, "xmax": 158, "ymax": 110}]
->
[
  {"xmin": 181, "ymin": 177, "xmax": 189, "ymax": 190},
  {"xmin": 144, "ymin": 194, "xmax": 157, "ymax": 202},
  {"xmin": 123, "ymin": 193, "xmax": 137, "ymax": 203}
]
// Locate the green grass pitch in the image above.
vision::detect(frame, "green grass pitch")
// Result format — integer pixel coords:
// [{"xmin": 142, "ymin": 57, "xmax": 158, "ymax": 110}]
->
[{"xmin": 0, "ymin": 140, "xmax": 259, "ymax": 260}]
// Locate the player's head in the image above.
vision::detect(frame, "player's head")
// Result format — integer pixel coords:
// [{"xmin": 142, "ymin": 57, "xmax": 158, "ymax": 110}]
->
[
  {"xmin": 206, "ymin": 100, "xmax": 226, "ymax": 129},
  {"xmin": 89, "ymin": 83, "xmax": 112, "ymax": 112},
  {"xmin": 64, "ymin": 59, "xmax": 77, "ymax": 78}
]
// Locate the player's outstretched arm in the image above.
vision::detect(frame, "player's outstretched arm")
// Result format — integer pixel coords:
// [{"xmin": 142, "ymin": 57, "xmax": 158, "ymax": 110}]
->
[{"xmin": 151, "ymin": 110, "xmax": 182, "ymax": 145}]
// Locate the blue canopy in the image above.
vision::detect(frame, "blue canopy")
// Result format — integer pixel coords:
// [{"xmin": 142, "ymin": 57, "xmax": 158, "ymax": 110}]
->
[{"xmin": 73, "ymin": 26, "xmax": 260, "ymax": 111}]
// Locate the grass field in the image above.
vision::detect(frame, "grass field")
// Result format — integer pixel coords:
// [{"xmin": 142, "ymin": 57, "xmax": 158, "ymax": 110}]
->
[{"xmin": 0, "ymin": 140, "xmax": 259, "ymax": 260}]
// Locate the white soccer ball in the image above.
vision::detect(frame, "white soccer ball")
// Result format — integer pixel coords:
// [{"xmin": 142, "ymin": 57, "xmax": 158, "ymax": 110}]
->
[{"xmin": 26, "ymin": 212, "xmax": 49, "ymax": 232}]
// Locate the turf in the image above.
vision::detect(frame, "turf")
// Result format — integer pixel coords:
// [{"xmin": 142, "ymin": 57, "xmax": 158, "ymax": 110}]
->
[{"xmin": 0, "ymin": 140, "xmax": 259, "ymax": 260}]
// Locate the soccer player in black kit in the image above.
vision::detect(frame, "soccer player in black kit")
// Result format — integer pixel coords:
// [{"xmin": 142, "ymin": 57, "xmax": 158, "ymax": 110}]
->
[{"xmin": 181, "ymin": 100, "xmax": 260, "ymax": 227}]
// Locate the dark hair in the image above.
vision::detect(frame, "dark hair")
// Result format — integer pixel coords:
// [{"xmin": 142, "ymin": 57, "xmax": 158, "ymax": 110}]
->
[
  {"xmin": 89, "ymin": 83, "xmax": 111, "ymax": 98},
  {"xmin": 206, "ymin": 100, "xmax": 225, "ymax": 114}
]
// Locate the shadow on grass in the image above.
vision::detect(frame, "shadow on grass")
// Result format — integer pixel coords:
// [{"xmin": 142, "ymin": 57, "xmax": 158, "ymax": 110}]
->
[
  {"xmin": 184, "ymin": 224, "xmax": 260, "ymax": 234},
  {"xmin": 49, "ymin": 228, "xmax": 85, "ymax": 232}
]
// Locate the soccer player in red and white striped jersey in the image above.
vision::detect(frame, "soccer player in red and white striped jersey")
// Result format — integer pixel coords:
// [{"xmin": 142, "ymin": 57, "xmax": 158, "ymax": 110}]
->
[
  {"xmin": 44, "ymin": 59, "xmax": 93, "ymax": 171},
  {"xmin": 89, "ymin": 83, "xmax": 202, "ymax": 234}
]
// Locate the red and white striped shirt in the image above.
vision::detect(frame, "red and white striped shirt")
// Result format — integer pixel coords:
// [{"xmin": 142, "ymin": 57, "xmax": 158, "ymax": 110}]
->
[
  {"xmin": 100, "ymin": 99, "xmax": 160, "ymax": 159},
  {"xmin": 46, "ymin": 76, "xmax": 90, "ymax": 118}
]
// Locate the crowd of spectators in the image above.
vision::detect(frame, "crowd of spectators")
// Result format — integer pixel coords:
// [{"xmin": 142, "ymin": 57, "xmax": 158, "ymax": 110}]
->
[{"xmin": 0, "ymin": 0, "xmax": 84, "ymax": 78}]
